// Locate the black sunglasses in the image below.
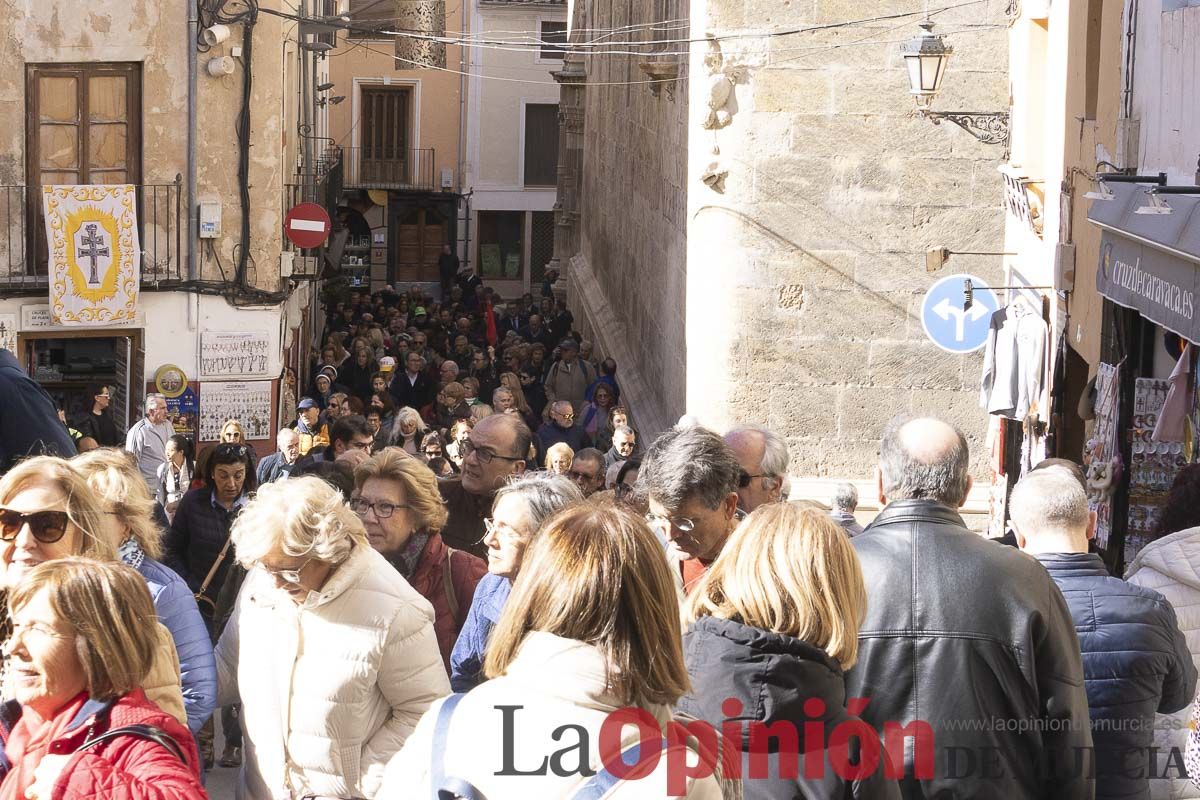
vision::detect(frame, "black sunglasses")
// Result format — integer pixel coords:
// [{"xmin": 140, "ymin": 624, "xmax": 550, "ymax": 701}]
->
[{"xmin": 0, "ymin": 509, "xmax": 70, "ymax": 544}]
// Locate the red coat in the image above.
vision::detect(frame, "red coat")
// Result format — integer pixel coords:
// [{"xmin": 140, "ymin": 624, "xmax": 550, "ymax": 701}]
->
[
  {"xmin": 408, "ymin": 532, "xmax": 487, "ymax": 671},
  {"xmin": 0, "ymin": 689, "xmax": 205, "ymax": 800}
]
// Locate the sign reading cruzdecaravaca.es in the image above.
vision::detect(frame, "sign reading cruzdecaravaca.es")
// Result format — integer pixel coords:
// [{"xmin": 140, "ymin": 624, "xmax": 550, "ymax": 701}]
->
[
  {"xmin": 42, "ymin": 184, "xmax": 140, "ymax": 326},
  {"xmin": 200, "ymin": 331, "xmax": 272, "ymax": 379}
]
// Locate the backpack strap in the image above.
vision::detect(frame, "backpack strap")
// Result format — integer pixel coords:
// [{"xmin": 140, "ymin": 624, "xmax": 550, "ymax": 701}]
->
[
  {"xmin": 442, "ymin": 547, "xmax": 461, "ymax": 628},
  {"xmin": 432, "ymin": 694, "xmax": 489, "ymax": 800},
  {"xmin": 78, "ymin": 724, "xmax": 186, "ymax": 764},
  {"xmin": 570, "ymin": 737, "xmax": 667, "ymax": 800}
]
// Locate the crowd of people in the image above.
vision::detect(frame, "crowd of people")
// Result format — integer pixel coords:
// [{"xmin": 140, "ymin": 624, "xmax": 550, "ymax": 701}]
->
[{"xmin": 4, "ymin": 272, "xmax": 1200, "ymax": 799}]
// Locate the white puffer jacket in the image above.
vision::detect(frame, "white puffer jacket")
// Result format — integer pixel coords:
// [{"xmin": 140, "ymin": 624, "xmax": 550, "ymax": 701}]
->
[
  {"xmin": 216, "ymin": 544, "xmax": 450, "ymax": 800},
  {"xmin": 1127, "ymin": 526, "xmax": 1200, "ymax": 800},
  {"xmin": 380, "ymin": 631, "xmax": 725, "ymax": 799}
]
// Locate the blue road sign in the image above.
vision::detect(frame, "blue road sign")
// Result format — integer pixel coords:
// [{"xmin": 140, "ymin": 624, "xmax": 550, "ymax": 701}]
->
[{"xmin": 920, "ymin": 274, "xmax": 999, "ymax": 354}]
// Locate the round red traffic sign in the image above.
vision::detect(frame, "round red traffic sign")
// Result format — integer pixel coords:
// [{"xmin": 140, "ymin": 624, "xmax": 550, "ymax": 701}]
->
[{"xmin": 284, "ymin": 203, "xmax": 332, "ymax": 248}]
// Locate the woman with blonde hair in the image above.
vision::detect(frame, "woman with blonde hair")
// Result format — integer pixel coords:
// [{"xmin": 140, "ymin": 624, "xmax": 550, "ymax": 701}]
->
[
  {"xmin": 498, "ymin": 371, "xmax": 538, "ymax": 430},
  {"xmin": 544, "ymin": 441, "xmax": 574, "ymax": 475},
  {"xmin": 215, "ymin": 477, "xmax": 448, "ymax": 799},
  {"xmin": 220, "ymin": 419, "xmax": 244, "ymax": 444},
  {"xmin": 0, "ymin": 558, "xmax": 206, "ymax": 798},
  {"xmin": 381, "ymin": 503, "xmax": 722, "ymax": 798},
  {"xmin": 351, "ymin": 449, "xmax": 486, "ymax": 670},
  {"xmin": 679, "ymin": 502, "xmax": 898, "ymax": 800},
  {"xmin": 72, "ymin": 449, "xmax": 218, "ymax": 735},
  {"xmin": 0, "ymin": 457, "xmax": 188, "ymax": 729},
  {"xmin": 387, "ymin": 406, "xmax": 426, "ymax": 455}
]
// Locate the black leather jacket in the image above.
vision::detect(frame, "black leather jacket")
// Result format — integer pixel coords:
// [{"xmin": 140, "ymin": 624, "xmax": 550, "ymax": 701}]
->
[{"xmin": 845, "ymin": 500, "xmax": 1094, "ymax": 799}]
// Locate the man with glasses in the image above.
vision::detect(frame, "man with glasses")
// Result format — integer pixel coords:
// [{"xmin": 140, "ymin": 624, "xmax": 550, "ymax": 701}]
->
[
  {"xmin": 125, "ymin": 394, "xmax": 175, "ymax": 490},
  {"xmin": 724, "ymin": 424, "xmax": 790, "ymax": 513},
  {"xmin": 567, "ymin": 448, "xmax": 606, "ymax": 497},
  {"xmin": 76, "ymin": 383, "xmax": 121, "ymax": 447},
  {"xmin": 391, "ymin": 351, "xmax": 434, "ymax": 412},
  {"xmin": 535, "ymin": 401, "xmax": 591, "ymax": 465},
  {"xmin": 639, "ymin": 425, "xmax": 742, "ymax": 594},
  {"xmin": 438, "ymin": 414, "xmax": 532, "ymax": 558}
]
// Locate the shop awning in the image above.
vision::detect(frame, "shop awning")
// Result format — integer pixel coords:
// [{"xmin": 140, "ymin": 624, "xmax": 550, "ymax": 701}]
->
[{"xmin": 1088, "ymin": 181, "xmax": 1200, "ymax": 343}]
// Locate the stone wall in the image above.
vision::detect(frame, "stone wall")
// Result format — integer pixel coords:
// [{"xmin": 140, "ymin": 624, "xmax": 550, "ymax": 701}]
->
[
  {"xmin": 685, "ymin": 0, "xmax": 1010, "ymax": 481},
  {"xmin": 565, "ymin": 0, "xmax": 690, "ymax": 437}
]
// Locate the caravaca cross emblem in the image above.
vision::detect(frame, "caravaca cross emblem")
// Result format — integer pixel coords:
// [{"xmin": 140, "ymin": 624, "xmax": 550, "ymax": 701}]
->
[{"xmin": 65, "ymin": 207, "xmax": 123, "ymax": 302}]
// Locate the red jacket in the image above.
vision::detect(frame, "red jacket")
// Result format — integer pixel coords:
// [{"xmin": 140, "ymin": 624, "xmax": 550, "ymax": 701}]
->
[
  {"xmin": 407, "ymin": 532, "xmax": 487, "ymax": 671},
  {"xmin": 0, "ymin": 689, "xmax": 205, "ymax": 800}
]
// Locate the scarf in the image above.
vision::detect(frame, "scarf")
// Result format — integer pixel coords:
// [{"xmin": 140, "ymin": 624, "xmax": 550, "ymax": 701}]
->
[{"xmin": 388, "ymin": 531, "xmax": 431, "ymax": 580}]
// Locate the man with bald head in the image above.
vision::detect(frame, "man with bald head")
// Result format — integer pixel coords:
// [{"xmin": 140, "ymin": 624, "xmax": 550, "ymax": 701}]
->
[
  {"xmin": 846, "ymin": 414, "xmax": 1093, "ymax": 799},
  {"xmin": 439, "ymin": 412, "xmax": 531, "ymax": 559},
  {"xmin": 723, "ymin": 424, "xmax": 788, "ymax": 512}
]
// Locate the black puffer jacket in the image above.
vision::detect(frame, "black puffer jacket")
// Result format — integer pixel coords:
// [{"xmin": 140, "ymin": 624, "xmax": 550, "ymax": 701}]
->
[
  {"xmin": 1038, "ymin": 552, "xmax": 1196, "ymax": 800},
  {"xmin": 678, "ymin": 615, "xmax": 900, "ymax": 800},
  {"xmin": 846, "ymin": 500, "xmax": 1094, "ymax": 800},
  {"xmin": 162, "ymin": 487, "xmax": 242, "ymax": 614}
]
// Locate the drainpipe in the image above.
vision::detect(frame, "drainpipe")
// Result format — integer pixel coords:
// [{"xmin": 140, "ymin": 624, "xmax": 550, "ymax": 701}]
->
[
  {"xmin": 187, "ymin": 0, "xmax": 199, "ymax": 330},
  {"xmin": 456, "ymin": 0, "xmax": 468, "ymax": 261}
]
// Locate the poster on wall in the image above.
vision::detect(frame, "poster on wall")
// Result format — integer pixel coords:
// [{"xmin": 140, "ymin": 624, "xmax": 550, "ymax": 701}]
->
[
  {"xmin": 199, "ymin": 381, "xmax": 272, "ymax": 441},
  {"xmin": 167, "ymin": 387, "xmax": 199, "ymax": 438},
  {"xmin": 200, "ymin": 331, "xmax": 271, "ymax": 378},
  {"xmin": 0, "ymin": 314, "xmax": 16, "ymax": 354}
]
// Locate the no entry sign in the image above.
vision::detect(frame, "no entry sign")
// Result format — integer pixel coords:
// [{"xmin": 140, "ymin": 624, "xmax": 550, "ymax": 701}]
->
[{"xmin": 284, "ymin": 203, "xmax": 332, "ymax": 249}]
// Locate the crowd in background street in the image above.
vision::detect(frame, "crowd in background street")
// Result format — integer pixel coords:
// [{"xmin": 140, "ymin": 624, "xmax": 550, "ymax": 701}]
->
[{"xmin": 4, "ymin": 268, "xmax": 1200, "ymax": 798}]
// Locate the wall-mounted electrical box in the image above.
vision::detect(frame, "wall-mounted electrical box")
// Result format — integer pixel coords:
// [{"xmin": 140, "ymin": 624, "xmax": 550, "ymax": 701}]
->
[{"xmin": 199, "ymin": 198, "xmax": 221, "ymax": 238}]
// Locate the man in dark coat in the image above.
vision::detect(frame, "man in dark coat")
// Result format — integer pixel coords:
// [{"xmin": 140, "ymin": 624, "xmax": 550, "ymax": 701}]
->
[
  {"xmin": 390, "ymin": 351, "xmax": 435, "ymax": 411},
  {"xmin": 0, "ymin": 348, "xmax": 76, "ymax": 473},
  {"xmin": 1011, "ymin": 468, "xmax": 1196, "ymax": 800},
  {"xmin": 535, "ymin": 400, "xmax": 591, "ymax": 465},
  {"xmin": 75, "ymin": 382, "xmax": 122, "ymax": 446},
  {"xmin": 846, "ymin": 414, "xmax": 1094, "ymax": 799}
]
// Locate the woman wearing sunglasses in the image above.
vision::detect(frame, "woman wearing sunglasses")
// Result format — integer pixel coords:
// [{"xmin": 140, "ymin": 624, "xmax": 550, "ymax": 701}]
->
[
  {"xmin": 0, "ymin": 457, "xmax": 188, "ymax": 729},
  {"xmin": 215, "ymin": 477, "xmax": 448, "ymax": 800}
]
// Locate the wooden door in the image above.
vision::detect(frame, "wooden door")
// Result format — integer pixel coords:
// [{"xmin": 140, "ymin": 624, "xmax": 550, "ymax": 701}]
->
[
  {"xmin": 25, "ymin": 63, "xmax": 142, "ymax": 273},
  {"xmin": 393, "ymin": 206, "xmax": 446, "ymax": 283}
]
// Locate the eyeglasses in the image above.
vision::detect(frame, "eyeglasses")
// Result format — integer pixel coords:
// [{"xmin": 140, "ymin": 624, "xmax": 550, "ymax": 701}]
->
[
  {"xmin": 257, "ymin": 557, "xmax": 313, "ymax": 586},
  {"xmin": 645, "ymin": 512, "xmax": 695, "ymax": 533},
  {"xmin": 0, "ymin": 509, "xmax": 70, "ymax": 544},
  {"xmin": 482, "ymin": 518, "xmax": 524, "ymax": 543},
  {"xmin": 8, "ymin": 621, "xmax": 72, "ymax": 647},
  {"xmin": 351, "ymin": 498, "xmax": 409, "ymax": 519},
  {"xmin": 616, "ymin": 441, "xmax": 635, "ymax": 452},
  {"xmin": 568, "ymin": 470, "xmax": 597, "ymax": 483},
  {"xmin": 557, "ymin": 412, "xmax": 575, "ymax": 421},
  {"xmin": 217, "ymin": 444, "xmax": 250, "ymax": 458},
  {"xmin": 460, "ymin": 439, "xmax": 522, "ymax": 465}
]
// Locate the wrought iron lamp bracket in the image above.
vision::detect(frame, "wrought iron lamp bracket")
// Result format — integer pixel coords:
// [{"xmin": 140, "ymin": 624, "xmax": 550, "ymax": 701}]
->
[{"xmin": 922, "ymin": 110, "xmax": 1010, "ymax": 148}]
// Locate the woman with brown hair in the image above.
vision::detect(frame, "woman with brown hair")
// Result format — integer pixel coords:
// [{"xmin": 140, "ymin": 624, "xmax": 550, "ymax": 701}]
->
[
  {"xmin": 379, "ymin": 503, "xmax": 724, "ymax": 798},
  {"xmin": 0, "ymin": 558, "xmax": 206, "ymax": 799},
  {"xmin": 679, "ymin": 501, "xmax": 898, "ymax": 799}
]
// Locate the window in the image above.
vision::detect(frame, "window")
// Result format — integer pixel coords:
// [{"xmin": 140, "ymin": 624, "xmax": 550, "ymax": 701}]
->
[
  {"xmin": 359, "ymin": 87, "xmax": 411, "ymax": 184},
  {"xmin": 523, "ymin": 104, "xmax": 559, "ymax": 187},
  {"xmin": 346, "ymin": 0, "xmax": 395, "ymax": 38},
  {"xmin": 477, "ymin": 211, "xmax": 523, "ymax": 279},
  {"xmin": 530, "ymin": 211, "xmax": 555, "ymax": 283},
  {"xmin": 540, "ymin": 21, "xmax": 568, "ymax": 60},
  {"xmin": 25, "ymin": 62, "xmax": 142, "ymax": 272}
]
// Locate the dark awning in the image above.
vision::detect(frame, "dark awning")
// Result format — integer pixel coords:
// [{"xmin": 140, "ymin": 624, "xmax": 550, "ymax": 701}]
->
[{"xmin": 1088, "ymin": 181, "xmax": 1200, "ymax": 343}]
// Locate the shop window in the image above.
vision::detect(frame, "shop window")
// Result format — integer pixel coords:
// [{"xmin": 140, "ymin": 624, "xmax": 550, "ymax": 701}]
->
[
  {"xmin": 540, "ymin": 21, "xmax": 568, "ymax": 59},
  {"xmin": 523, "ymin": 104, "xmax": 559, "ymax": 187},
  {"xmin": 477, "ymin": 211, "xmax": 523, "ymax": 279}
]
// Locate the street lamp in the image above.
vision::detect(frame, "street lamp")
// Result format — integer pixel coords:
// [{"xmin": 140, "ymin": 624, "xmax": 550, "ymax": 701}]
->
[{"xmin": 900, "ymin": 21, "xmax": 1009, "ymax": 148}]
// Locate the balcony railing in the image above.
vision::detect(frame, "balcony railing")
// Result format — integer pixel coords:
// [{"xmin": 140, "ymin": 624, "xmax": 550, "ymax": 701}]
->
[
  {"xmin": 342, "ymin": 146, "xmax": 437, "ymax": 191},
  {"xmin": 0, "ymin": 177, "xmax": 184, "ymax": 292}
]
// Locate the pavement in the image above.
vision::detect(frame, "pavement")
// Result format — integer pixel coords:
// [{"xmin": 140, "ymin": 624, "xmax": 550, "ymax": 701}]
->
[{"xmin": 204, "ymin": 714, "xmax": 239, "ymax": 799}]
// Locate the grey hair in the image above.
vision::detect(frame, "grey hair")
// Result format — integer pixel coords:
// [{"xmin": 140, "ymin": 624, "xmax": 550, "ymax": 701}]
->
[
  {"xmin": 879, "ymin": 414, "xmax": 970, "ymax": 507},
  {"xmin": 832, "ymin": 482, "xmax": 858, "ymax": 512},
  {"xmin": 231, "ymin": 476, "xmax": 366, "ymax": 568},
  {"xmin": 276, "ymin": 427, "xmax": 299, "ymax": 446},
  {"xmin": 725, "ymin": 424, "xmax": 790, "ymax": 479},
  {"xmin": 638, "ymin": 426, "xmax": 741, "ymax": 512},
  {"xmin": 614, "ymin": 425, "xmax": 635, "ymax": 438},
  {"xmin": 493, "ymin": 471, "xmax": 584, "ymax": 533},
  {"xmin": 1009, "ymin": 470, "xmax": 1090, "ymax": 536},
  {"xmin": 144, "ymin": 393, "xmax": 167, "ymax": 414}
]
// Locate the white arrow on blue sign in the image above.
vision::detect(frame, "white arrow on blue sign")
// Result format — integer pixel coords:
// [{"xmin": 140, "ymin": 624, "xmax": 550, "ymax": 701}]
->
[{"xmin": 920, "ymin": 274, "xmax": 1000, "ymax": 354}]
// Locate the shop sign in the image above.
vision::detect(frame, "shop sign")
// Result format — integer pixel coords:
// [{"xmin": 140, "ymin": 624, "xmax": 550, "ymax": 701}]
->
[
  {"xmin": 200, "ymin": 331, "xmax": 271, "ymax": 378},
  {"xmin": 1097, "ymin": 232, "xmax": 1200, "ymax": 343},
  {"xmin": 20, "ymin": 303, "xmax": 142, "ymax": 331}
]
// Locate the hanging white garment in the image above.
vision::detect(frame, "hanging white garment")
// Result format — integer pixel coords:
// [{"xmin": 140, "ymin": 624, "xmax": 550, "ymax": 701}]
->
[{"xmin": 980, "ymin": 301, "xmax": 1049, "ymax": 422}]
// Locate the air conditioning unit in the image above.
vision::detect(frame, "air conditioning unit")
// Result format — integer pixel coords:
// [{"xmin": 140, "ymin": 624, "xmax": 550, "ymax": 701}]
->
[{"xmin": 441, "ymin": 168, "xmax": 454, "ymax": 190}]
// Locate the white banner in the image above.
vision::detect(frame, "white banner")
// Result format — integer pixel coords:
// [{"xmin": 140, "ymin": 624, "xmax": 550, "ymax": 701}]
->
[{"xmin": 42, "ymin": 184, "xmax": 140, "ymax": 326}]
